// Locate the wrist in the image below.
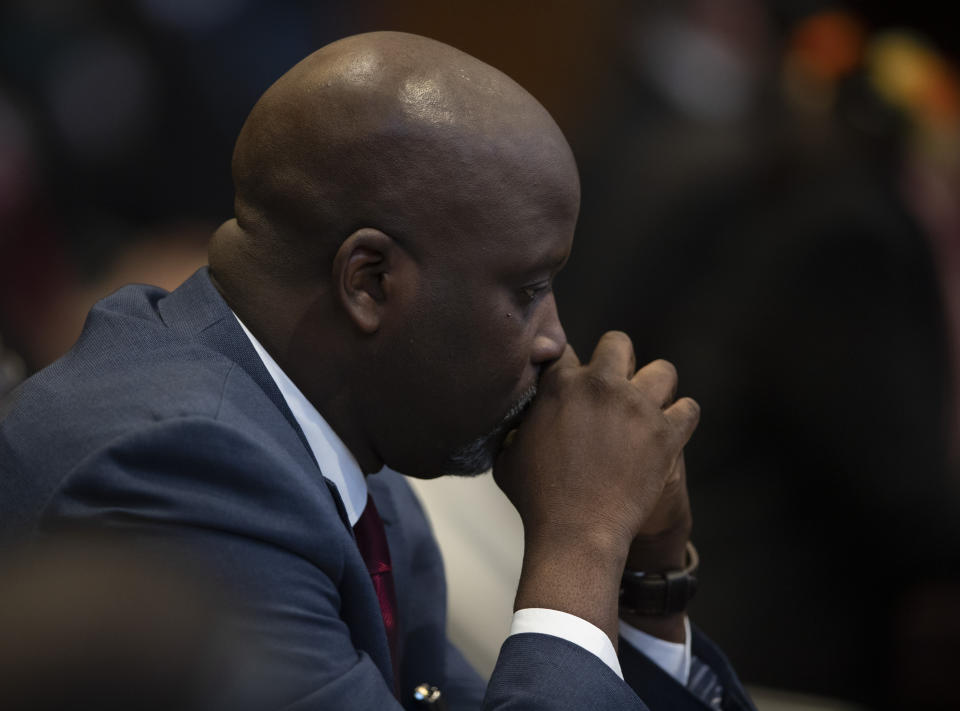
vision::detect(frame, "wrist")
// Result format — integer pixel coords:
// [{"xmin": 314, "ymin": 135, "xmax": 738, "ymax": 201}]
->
[
  {"xmin": 626, "ymin": 519, "xmax": 691, "ymax": 571},
  {"xmin": 525, "ymin": 521, "xmax": 631, "ymax": 576},
  {"xmin": 515, "ymin": 532, "xmax": 629, "ymax": 646}
]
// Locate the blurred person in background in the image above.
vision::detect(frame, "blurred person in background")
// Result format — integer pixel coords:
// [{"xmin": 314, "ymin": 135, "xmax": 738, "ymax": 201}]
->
[
  {"xmin": 556, "ymin": 1, "xmax": 960, "ymax": 708},
  {"xmin": 0, "ymin": 0, "xmax": 356, "ymax": 369}
]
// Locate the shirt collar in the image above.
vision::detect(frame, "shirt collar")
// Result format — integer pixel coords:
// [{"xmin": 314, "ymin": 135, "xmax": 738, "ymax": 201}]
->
[{"xmin": 233, "ymin": 313, "xmax": 369, "ymax": 526}]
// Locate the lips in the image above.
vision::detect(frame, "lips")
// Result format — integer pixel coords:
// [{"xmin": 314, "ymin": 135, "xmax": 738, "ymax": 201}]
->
[{"xmin": 501, "ymin": 383, "xmax": 538, "ymax": 430}]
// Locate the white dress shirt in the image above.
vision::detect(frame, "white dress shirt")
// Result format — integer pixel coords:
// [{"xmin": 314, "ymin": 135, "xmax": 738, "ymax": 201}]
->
[{"xmin": 234, "ymin": 314, "xmax": 691, "ymax": 685}]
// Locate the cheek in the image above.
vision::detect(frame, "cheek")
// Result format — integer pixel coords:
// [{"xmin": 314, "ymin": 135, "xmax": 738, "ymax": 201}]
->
[
  {"xmin": 407, "ymin": 280, "xmax": 533, "ymax": 401},
  {"xmin": 459, "ymin": 315, "xmax": 534, "ymax": 396}
]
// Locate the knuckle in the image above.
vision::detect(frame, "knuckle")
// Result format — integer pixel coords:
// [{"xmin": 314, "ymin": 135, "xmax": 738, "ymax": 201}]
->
[
  {"xmin": 583, "ymin": 371, "xmax": 615, "ymax": 398},
  {"xmin": 549, "ymin": 364, "xmax": 577, "ymax": 391},
  {"xmin": 601, "ymin": 330, "xmax": 635, "ymax": 356},
  {"xmin": 654, "ymin": 418, "xmax": 679, "ymax": 446},
  {"xmin": 651, "ymin": 358, "xmax": 678, "ymax": 382},
  {"xmin": 681, "ymin": 397, "xmax": 701, "ymax": 424},
  {"xmin": 622, "ymin": 386, "xmax": 648, "ymax": 416},
  {"xmin": 603, "ymin": 330, "xmax": 632, "ymax": 345}
]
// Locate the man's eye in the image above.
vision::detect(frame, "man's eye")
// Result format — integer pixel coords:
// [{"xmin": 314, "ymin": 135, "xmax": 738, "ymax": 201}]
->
[{"xmin": 521, "ymin": 283, "xmax": 549, "ymax": 302}]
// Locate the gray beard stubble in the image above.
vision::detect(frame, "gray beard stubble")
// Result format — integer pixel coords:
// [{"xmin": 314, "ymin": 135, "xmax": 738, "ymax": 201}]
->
[{"xmin": 442, "ymin": 384, "xmax": 538, "ymax": 476}]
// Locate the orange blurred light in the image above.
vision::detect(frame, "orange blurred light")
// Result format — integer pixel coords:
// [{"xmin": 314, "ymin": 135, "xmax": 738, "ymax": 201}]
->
[{"xmin": 789, "ymin": 10, "xmax": 866, "ymax": 82}]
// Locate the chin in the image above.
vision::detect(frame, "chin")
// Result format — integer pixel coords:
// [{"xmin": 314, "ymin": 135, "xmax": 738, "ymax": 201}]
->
[
  {"xmin": 439, "ymin": 434, "xmax": 499, "ymax": 477},
  {"xmin": 387, "ymin": 436, "xmax": 498, "ymax": 479}
]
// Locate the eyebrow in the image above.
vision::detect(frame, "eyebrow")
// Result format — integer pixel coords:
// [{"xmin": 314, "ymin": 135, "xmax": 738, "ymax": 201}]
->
[
  {"xmin": 543, "ymin": 249, "xmax": 570, "ymax": 273},
  {"xmin": 511, "ymin": 250, "xmax": 569, "ymax": 283}
]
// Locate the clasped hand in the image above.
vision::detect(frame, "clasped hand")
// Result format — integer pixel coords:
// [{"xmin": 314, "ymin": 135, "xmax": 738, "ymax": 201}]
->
[{"xmin": 494, "ymin": 331, "xmax": 699, "ymax": 643}]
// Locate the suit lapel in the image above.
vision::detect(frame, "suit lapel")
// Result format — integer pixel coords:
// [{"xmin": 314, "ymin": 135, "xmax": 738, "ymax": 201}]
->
[{"xmin": 156, "ymin": 267, "xmax": 352, "ymax": 531}]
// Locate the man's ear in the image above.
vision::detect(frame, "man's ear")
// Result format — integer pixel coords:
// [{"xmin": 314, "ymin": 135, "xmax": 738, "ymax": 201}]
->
[{"xmin": 332, "ymin": 227, "xmax": 409, "ymax": 334}]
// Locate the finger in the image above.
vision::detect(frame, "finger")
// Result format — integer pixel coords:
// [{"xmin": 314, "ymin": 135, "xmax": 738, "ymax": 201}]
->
[
  {"xmin": 663, "ymin": 396, "xmax": 700, "ymax": 447},
  {"xmin": 663, "ymin": 451, "xmax": 687, "ymax": 488},
  {"xmin": 631, "ymin": 359, "xmax": 678, "ymax": 408},
  {"xmin": 588, "ymin": 331, "xmax": 636, "ymax": 379},
  {"xmin": 550, "ymin": 343, "xmax": 581, "ymax": 371},
  {"xmin": 539, "ymin": 344, "xmax": 580, "ymax": 386}
]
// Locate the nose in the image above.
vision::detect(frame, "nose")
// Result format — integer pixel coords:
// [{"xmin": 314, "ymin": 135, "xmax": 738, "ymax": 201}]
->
[{"xmin": 530, "ymin": 293, "xmax": 567, "ymax": 365}]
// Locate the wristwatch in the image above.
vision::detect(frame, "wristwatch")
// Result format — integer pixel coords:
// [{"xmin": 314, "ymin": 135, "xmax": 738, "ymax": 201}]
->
[{"xmin": 619, "ymin": 540, "xmax": 699, "ymax": 616}]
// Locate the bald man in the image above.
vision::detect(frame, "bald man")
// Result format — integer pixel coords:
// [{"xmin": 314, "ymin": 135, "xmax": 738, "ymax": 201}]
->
[{"xmin": 0, "ymin": 33, "xmax": 753, "ymax": 710}]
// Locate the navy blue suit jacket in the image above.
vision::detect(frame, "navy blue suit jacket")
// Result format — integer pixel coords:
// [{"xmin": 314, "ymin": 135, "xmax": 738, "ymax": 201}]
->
[{"xmin": 1, "ymin": 269, "xmax": 753, "ymax": 710}]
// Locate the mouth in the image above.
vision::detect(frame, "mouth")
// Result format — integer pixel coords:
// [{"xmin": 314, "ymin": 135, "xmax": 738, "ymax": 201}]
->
[
  {"xmin": 501, "ymin": 383, "xmax": 538, "ymax": 430},
  {"xmin": 478, "ymin": 382, "xmax": 539, "ymax": 457},
  {"xmin": 440, "ymin": 383, "xmax": 539, "ymax": 476}
]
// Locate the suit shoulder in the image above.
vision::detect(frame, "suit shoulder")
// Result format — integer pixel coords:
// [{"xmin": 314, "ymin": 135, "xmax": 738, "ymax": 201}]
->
[
  {"xmin": 0, "ymin": 284, "xmax": 291, "ymax": 532},
  {"xmin": 12, "ymin": 279, "xmax": 244, "ymax": 421}
]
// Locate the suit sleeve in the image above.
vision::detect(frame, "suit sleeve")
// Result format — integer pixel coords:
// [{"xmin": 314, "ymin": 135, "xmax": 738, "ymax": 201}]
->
[{"xmin": 485, "ymin": 634, "xmax": 649, "ymax": 710}]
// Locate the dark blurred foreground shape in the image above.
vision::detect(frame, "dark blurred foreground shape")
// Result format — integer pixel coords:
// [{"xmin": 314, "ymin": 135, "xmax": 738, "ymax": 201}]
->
[
  {"xmin": 558, "ymin": 2, "xmax": 960, "ymax": 709},
  {"xmin": 0, "ymin": 534, "xmax": 261, "ymax": 711}
]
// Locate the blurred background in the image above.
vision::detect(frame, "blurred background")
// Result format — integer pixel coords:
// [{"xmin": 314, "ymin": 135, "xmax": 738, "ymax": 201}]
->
[{"xmin": 1, "ymin": 1, "xmax": 959, "ymax": 709}]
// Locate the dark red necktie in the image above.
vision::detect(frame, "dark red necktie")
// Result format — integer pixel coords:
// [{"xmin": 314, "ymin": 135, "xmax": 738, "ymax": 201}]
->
[{"xmin": 353, "ymin": 493, "xmax": 400, "ymax": 694}]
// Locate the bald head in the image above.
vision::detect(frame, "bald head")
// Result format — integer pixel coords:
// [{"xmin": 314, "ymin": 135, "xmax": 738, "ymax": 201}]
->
[{"xmin": 211, "ymin": 31, "xmax": 579, "ymax": 282}]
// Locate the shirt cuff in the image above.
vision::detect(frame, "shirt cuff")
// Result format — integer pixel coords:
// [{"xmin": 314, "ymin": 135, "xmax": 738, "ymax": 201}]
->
[
  {"xmin": 618, "ymin": 615, "xmax": 691, "ymax": 686},
  {"xmin": 510, "ymin": 608, "xmax": 623, "ymax": 679}
]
